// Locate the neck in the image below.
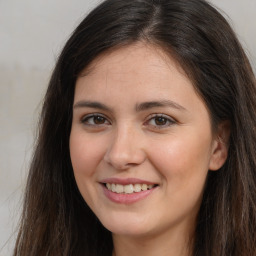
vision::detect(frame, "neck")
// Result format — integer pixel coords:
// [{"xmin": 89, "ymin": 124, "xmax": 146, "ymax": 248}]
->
[{"xmin": 112, "ymin": 225, "xmax": 194, "ymax": 256}]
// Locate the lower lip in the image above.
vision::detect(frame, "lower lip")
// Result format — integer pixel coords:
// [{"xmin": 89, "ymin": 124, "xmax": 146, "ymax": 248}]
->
[{"xmin": 102, "ymin": 184, "xmax": 157, "ymax": 204}]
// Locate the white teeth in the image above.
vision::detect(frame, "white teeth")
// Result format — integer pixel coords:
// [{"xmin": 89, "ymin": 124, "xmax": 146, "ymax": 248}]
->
[
  {"xmin": 124, "ymin": 184, "xmax": 133, "ymax": 194},
  {"xmin": 141, "ymin": 184, "xmax": 147, "ymax": 191},
  {"xmin": 111, "ymin": 184, "xmax": 116, "ymax": 192},
  {"xmin": 105, "ymin": 183, "xmax": 155, "ymax": 194},
  {"xmin": 134, "ymin": 184, "xmax": 142, "ymax": 192},
  {"xmin": 115, "ymin": 184, "xmax": 124, "ymax": 193}
]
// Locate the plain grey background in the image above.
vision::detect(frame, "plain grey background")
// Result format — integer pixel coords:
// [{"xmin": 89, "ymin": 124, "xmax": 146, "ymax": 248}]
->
[{"xmin": 0, "ymin": 0, "xmax": 255, "ymax": 255}]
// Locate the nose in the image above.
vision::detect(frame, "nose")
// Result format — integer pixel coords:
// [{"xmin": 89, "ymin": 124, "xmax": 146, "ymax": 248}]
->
[{"xmin": 104, "ymin": 125, "xmax": 146, "ymax": 170}]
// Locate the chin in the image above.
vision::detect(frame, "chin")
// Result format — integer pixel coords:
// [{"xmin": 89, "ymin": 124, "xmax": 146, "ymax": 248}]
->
[{"xmin": 99, "ymin": 213, "xmax": 153, "ymax": 237}]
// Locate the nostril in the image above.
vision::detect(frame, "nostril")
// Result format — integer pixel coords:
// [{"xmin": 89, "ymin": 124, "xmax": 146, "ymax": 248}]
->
[{"xmin": 103, "ymin": 136, "xmax": 147, "ymax": 169}]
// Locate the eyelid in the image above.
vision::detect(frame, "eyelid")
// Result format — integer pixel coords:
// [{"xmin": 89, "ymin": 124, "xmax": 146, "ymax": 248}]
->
[
  {"xmin": 80, "ymin": 113, "xmax": 111, "ymax": 125},
  {"xmin": 79, "ymin": 112, "xmax": 177, "ymax": 129},
  {"xmin": 145, "ymin": 113, "xmax": 177, "ymax": 128}
]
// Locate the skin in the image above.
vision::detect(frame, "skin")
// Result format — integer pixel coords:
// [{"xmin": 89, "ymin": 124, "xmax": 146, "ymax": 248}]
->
[{"xmin": 70, "ymin": 42, "xmax": 229, "ymax": 256}]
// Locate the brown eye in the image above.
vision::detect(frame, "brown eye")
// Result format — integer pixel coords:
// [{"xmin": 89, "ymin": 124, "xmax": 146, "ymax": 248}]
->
[
  {"xmin": 154, "ymin": 116, "xmax": 168, "ymax": 125},
  {"xmin": 81, "ymin": 114, "xmax": 110, "ymax": 126},
  {"xmin": 94, "ymin": 116, "xmax": 105, "ymax": 124},
  {"xmin": 146, "ymin": 114, "xmax": 176, "ymax": 129}
]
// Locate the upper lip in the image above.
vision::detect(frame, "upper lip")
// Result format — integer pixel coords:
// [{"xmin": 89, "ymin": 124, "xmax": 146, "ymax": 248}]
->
[{"xmin": 100, "ymin": 177, "xmax": 157, "ymax": 185}]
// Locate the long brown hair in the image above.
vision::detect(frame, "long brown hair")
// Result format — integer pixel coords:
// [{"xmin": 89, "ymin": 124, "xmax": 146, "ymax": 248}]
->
[{"xmin": 14, "ymin": 0, "xmax": 256, "ymax": 255}]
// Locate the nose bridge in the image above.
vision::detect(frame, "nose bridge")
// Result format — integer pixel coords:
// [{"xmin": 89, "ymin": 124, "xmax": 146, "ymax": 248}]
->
[{"xmin": 104, "ymin": 122, "xmax": 146, "ymax": 169}]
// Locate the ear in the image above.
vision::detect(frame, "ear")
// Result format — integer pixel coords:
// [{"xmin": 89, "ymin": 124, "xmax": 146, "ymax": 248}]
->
[{"xmin": 209, "ymin": 121, "xmax": 230, "ymax": 171}]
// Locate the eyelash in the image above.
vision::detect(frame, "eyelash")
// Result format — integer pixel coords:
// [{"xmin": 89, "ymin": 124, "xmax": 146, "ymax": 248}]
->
[
  {"xmin": 80, "ymin": 113, "xmax": 176, "ymax": 129},
  {"xmin": 81, "ymin": 114, "xmax": 111, "ymax": 126},
  {"xmin": 145, "ymin": 114, "xmax": 176, "ymax": 129}
]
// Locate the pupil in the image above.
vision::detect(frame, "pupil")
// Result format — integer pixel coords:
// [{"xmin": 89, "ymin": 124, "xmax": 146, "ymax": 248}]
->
[
  {"xmin": 155, "ymin": 117, "xmax": 166, "ymax": 125},
  {"xmin": 94, "ymin": 116, "xmax": 104, "ymax": 124}
]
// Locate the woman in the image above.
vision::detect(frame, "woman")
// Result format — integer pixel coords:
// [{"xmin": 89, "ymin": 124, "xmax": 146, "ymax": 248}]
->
[{"xmin": 14, "ymin": 0, "xmax": 256, "ymax": 255}]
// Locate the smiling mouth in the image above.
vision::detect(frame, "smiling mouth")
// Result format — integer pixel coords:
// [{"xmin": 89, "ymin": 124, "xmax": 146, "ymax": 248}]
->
[{"xmin": 104, "ymin": 183, "xmax": 158, "ymax": 194}]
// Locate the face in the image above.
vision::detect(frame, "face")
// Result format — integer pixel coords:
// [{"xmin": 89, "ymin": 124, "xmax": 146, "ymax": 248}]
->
[{"xmin": 70, "ymin": 43, "xmax": 226, "ymax": 239}]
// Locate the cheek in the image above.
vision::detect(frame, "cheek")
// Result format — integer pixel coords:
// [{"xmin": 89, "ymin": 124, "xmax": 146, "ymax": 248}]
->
[
  {"xmin": 148, "ymin": 134, "xmax": 212, "ymax": 190},
  {"xmin": 69, "ymin": 130, "xmax": 106, "ymax": 178}
]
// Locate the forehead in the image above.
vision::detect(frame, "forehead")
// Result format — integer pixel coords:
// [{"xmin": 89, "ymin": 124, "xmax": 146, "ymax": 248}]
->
[
  {"xmin": 76, "ymin": 42, "xmax": 193, "ymax": 95},
  {"xmin": 74, "ymin": 43, "xmax": 209, "ymax": 120},
  {"xmin": 75, "ymin": 42, "xmax": 193, "ymax": 97},
  {"xmin": 79, "ymin": 42, "xmax": 187, "ymax": 80}
]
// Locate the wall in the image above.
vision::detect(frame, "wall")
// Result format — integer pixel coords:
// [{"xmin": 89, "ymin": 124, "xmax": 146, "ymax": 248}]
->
[{"xmin": 0, "ymin": 0, "xmax": 255, "ymax": 255}]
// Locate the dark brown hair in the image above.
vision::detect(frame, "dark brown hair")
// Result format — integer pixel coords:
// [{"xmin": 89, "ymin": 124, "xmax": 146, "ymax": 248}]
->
[{"xmin": 14, "ymin": 0, "xmax": 256, "ymax": 255}]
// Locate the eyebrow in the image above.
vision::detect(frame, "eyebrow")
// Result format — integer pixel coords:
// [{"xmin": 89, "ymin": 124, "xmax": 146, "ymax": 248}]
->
[
  {"xmin": 73, "ymin": 101, "xmax": 112, "ymax": 111},
  {"xmin": 135, "ymin": 100, "xmax": 187, "ymax": 112},
  {"xmin": 73, "ymin": 100, "xmax": 187, "ymax": 112}
]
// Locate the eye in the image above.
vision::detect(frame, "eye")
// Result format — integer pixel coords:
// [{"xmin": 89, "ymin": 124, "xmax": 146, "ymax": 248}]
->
[
  {"xmin": 146, "ymin": 114, "xmax": 176, "ymax": 128},
  {"xmin": 81, "ymin": 114, "xmax": 110, "ymax": 126}
]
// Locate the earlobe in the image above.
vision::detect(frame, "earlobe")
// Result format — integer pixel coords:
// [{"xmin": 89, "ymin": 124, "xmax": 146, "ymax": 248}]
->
[{"xmin": 209, "ymin": 121, "xmax": 231, "ymax": 171}]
